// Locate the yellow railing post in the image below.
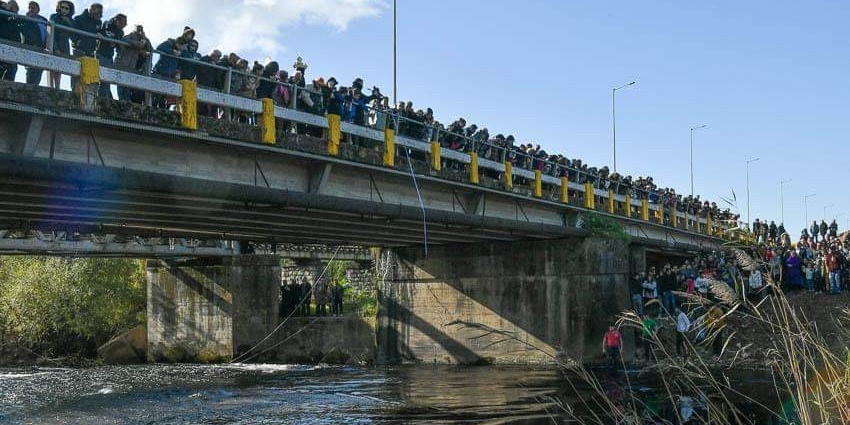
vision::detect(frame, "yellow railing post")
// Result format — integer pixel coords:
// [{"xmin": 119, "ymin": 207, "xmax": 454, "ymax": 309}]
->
[
  {"xmin": 327, "ymin": 113, "xmax": 341, "ymax": 155},
  {"xmin": 584, "ymin": 183, "xmax": 595, "ymax": 210},
  {"xmin": 260, "ymin": 98, "xmax": 275, "ymax": 144},
  {"xmin": 77, "ymin": 56, "xmax": 100, "ymax": 111},
  {"xmin": 383, "ymin": 127, "xmax": 396, "ymax": 167},
  {"xmin": 707, "ymin": 216, "xmax": 714, "ymax": 236},
  {"xmin": 179, "ymin": 79, "xmax": 197, "ymax": 131},
  {"xmin": 560, "ymin": 177, "xmax": 569, "ymax": 204},
  {"xmin": 624, "ymin": 195, "xmax": 632, "ymax": 218},
  {"xmin": 641, "ymin": 199, "xmax": 650, "ymax": 221},
  {"xmin": 533, "ymin": 170, "xmax": 543, "ymax": 198},
  {"xmin": 671, "ymin": 210, "xmax": 678, "ymax": 229},
  {"xmin": 431, "ymin": 142, "xmax": 441, "ymax": 171},
  {"xmin": 503, "ymin": 161, "xmax": 513, "ymax": 190},
  {"xmin": 468, "ymin": 152, "xmax": 479, "ymax": 184},
  {"xmin": 657, "ymin": 206, "xmax": 665, "ymax": 225},
  {"xmin": 607, "ymin": 190, "xmax": 615, "ymax": 214}
]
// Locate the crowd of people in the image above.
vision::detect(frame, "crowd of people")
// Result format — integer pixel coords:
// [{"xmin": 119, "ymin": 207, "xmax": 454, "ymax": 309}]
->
[
  {"xmin": 610, "ymin": 222, "xmax": 849, "ymax": 367},
  {"xmin": 0, "ymin": 0, "xmax": 744, "ymax": 222},
  {"xmin": 279, "ymin": 277, "xmax": 344, "ymax": 318}
]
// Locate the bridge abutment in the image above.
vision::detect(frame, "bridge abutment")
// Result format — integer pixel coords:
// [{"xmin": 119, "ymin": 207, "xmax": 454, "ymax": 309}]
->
[
  {"xmin": 146, "ymin": 255, "xmax": 280, "ymax": 363},
  {"xmin": 376, "ymin": 238, "xmax": 634, "ymax": 365}
]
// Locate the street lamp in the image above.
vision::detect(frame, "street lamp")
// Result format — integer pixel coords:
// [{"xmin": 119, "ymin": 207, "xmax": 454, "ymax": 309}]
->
[
  {"xmin": 803, "ymin": 193, "xmax": 816, "ymax": 229},
  {"xmin": 824, "ymin": 204, "xmax": 835, "ymax": 221},
  {"xmin": 612, "ymin": 81, "xmax": 636, "ymax": 173},
  {"xmin": 392, "ymin": 0, "xmax": 397, "ymax": 106},
  {"xmin": 779, "ymin": 179, "xmax": 792, "ymax": 225},
  {"xmin": 690, "ymin": 124, "xmax": 707, "ymax": 197},
  {"xmin": 746, "ymin": 157, "xmax": 760, "ymax": 227}
]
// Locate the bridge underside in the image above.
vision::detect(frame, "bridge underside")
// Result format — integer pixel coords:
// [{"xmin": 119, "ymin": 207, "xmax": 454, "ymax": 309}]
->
[{"xmin": 0, "ymin": 156, "xmax": 569, "ymax": 248}]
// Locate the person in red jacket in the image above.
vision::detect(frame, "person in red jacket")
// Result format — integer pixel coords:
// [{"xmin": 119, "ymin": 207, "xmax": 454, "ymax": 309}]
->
[
  {"xmin": 602, "ymin": 325, "xmax": 624, "ymax": 367},
  {"xmin": 826, "ymin": 248, "xmax": 842, "ymax": 294}
]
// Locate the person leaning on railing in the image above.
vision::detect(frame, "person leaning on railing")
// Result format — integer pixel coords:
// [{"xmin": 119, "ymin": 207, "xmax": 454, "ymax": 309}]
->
[
  {"xmin": 95, "ymin": 13, "xmax": 125, "ymax": 98},
  {"xmin": 0, "ymin": 0, "xmax": 22, "ymax": 81},
  {"xmin": 114, "ymin": 24, "xmax": 151, "ymax": 102}
]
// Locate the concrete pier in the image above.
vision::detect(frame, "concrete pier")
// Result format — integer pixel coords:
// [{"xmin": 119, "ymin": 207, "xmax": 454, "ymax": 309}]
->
[
  {"xmin": 377, "ymin": 238, "xmax": 635, "ymax": 365},
  {"xmin": 146, "ymin": 255, "xmax": 280, "ymax": 362}
]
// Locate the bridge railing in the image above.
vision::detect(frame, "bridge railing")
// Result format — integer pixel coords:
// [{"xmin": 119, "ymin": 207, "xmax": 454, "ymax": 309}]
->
[{"xmin": 0, "ymin": 24, "xmax": 735, "ymax": 240}]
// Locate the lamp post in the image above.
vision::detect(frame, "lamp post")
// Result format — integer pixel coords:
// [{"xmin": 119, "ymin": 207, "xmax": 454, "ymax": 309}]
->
[
  {"xmin": 803, "ymin": 193, "xmax": 816, "ymax": 229},
  {"xmin": 779, "ymin": 179, "xmax": 792, "ymax": 225},
  {"xmin": 746, "ymin": 157, "xmax": 760, "ymax": 227},
  {"xmin": 690, "ymin": 124, "xmax": 707, "ymax": 197},
  {"xmin": 824, "ymin": 204, "xmax": 835, "ymax": 221},
  {"xmin": 392, "ymin": 0, "xmax": 397, "ymax": 106},
  {"xmin": 612, "ymin": 81, "xmax": 636, "ymax": 173}
]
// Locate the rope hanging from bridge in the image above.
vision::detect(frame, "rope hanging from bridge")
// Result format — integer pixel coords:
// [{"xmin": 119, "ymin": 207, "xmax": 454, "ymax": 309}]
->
[{"xmin": 404, "ymin": 147, "xmax": 429, "ymax": 258}]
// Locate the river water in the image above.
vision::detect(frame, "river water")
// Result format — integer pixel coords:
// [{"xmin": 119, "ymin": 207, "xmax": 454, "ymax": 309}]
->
[{"xmin": 0, "ymin": 364, "xmax": 783, "ymax": 424}]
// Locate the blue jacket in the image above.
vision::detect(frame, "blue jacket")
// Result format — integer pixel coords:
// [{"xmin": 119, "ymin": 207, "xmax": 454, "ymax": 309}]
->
[
  {"xmin": 153, "ymin": 39, "xmax": 179, "ymax": 78},
  {"xmin": 21, "ymin": 14, "xmax": 47, "ymax": 48}
]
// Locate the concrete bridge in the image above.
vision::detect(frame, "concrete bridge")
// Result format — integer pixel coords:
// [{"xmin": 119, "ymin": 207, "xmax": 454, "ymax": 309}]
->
[{"xmin": 0, "ymin": 42, "xmax": 732, "ymax": 365}]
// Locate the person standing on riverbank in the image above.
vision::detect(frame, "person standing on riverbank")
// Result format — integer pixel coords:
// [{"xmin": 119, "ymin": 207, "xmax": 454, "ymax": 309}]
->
[
  {"xmin": 676, "ymin": 308, "xmax": 691, "ymax": 357},
  {"xmin": 602, "ymin": 325, "xmax": 623, "ymax": 368},
  {"xmin": 641, "ymin": 314, "xmax": 658, "ymax": 362}
]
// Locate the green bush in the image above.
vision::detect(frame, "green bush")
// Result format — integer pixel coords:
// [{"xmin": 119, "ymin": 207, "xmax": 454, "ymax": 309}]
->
[
  {"xmin": 580, "ymin": 213, "xmax": 632, "ymax": 241},
  {"xmin": 0, "ymin": 257, "xmax": 146, "ymax": 357}
]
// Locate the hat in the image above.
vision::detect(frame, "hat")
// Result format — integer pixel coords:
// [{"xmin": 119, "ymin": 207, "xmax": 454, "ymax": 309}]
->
[
  {"xmin": 293, "ymin": 56, "xmax": 308, "ymax": 71},
  {"xmin": 327, "ymin": 77, "xmax": 338, "ymax": 85}
]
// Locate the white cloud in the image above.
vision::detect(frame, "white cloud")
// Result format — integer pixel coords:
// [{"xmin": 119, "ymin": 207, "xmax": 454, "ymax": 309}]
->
[{"xmin": 102, "ymin": 0, "xmax": 384, "ymax": 57}]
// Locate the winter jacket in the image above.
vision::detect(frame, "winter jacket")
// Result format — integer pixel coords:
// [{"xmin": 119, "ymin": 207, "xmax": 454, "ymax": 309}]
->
[
  {"xmin": 20, "ymin": 13, "xmax": 47, "ymax": 48},
  {"xmin": 49, "ymin": 12, "xmax": 74, "ymax": 54},
  {"xmin": 96, "ymin": 20, "xmax": 124, "ymax": 60},
  {"xmin": 0, "ymin": 11, "xmax": 21, "ymax": 43},
  {"xmin": 177, "ymin": 50, "xmax": 201, "ymax": 81},
  {"xmin": 196, "ymin": 55, "xmax": 225, "ymax": 89},
  {"xmin": 114, "ymin": 31, "xmax": 151, "ymax": 71},
  {"xmin": 152, "ymin": 39, "xmax": 179, "ymax": 78},
  {"xmin": 71, "ymin": 10, "xmax": 102, "ymax": 56}
]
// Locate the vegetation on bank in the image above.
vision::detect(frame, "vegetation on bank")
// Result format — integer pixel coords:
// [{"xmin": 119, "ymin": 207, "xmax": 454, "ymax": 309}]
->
[
  {"xmin": 580, "ymin": 213, "xmax": 632, "ymax": 241},
  {"xmin": 326, "ymin": 260, "xmax": 378, "ymax": 318},
  {"xmin": 0, "ymin": 257, "xmax": 146, "ymax": 359}
]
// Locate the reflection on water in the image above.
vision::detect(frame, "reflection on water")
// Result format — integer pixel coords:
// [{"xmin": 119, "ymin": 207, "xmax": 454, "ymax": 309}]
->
[{"xmin": 0, "ymin": 364, "xmax": 783, "ymax": 424}]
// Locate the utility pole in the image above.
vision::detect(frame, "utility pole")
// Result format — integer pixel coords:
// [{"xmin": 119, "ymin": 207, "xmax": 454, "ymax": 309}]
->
[
  {"xmin": 779, "ymin": 179, "xmax": 791, "ymax": 225},
  {"xmin": 746, "ymin": 157, "xmax": 760, "ymax": 227},
  {"xmin": 690, "ymin": 125, "xmax": 707, "ymax": 197},
  {"xmin": 611, "ymin": 81, "xmax": 635, "ymax": 173}
]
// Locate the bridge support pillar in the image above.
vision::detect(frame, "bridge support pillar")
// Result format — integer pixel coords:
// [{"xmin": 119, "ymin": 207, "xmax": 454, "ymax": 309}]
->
[
  {"xmin": 376, "ymin": 238, "xmax": 633, "ymax": 365},
  {"xmin": 146, "ymin": 255, "xmax": 280, "ymax": 363}
]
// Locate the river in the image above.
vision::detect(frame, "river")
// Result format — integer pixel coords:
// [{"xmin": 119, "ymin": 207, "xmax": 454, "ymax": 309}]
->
[{"xmin": 0, "ymin": 364, "xmax": 785, "ymax": 424}]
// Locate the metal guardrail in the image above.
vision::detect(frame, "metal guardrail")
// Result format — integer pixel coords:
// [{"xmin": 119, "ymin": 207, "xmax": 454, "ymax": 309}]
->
[{"xmin": 0, "ymin": 35, "xmax": 736, "ymax": 239}]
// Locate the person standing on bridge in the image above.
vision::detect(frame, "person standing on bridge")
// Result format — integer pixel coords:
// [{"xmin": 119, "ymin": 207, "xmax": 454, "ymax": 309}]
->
[
  {"xmin": 21, "ymin": 1, "xmax": 48, "ymax": 85},
  {"xmin": 114, "ymin": 24, "xmax": 151, "ymax": 102},
  {"xmin": 95, "ymin": 13, "xmax": 126, "ymax": 98},
  {"xmin": 69, "ymin": 2, "xmax": 101, "ymax": 88},
  {"xmin": 0, "ymin": 0, "xmax": 21, "ymax": 81},
  {"xmin": 47, "ymin": 0, "xmax": 73, "ymax": 87}
]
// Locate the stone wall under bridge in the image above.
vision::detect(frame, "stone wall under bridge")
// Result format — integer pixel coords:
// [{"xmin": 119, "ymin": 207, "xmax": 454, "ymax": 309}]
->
[
  {"xmin": 376, "ymin": 238, "xmax": 636, "ymax": 365},
  {"xmin": 146, "ymin": 255, "xmax": 280, "ymax": 362}
]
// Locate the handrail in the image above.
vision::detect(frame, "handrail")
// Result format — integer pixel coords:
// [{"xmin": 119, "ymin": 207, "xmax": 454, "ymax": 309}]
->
[{"xmin": 0, "ymin": 40, "xmax": 737, "ymax": 236}]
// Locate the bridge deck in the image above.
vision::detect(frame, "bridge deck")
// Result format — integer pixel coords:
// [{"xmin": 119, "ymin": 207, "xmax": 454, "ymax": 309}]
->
[{"xmin": 0, "ymin": 43, "xmax": 740, "ymax": 251}]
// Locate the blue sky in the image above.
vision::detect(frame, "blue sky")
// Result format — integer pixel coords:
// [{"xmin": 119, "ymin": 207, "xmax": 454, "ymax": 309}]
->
[{"xmin": 71, "ymin": 1, "xmax": 850, "ymax": 235}]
